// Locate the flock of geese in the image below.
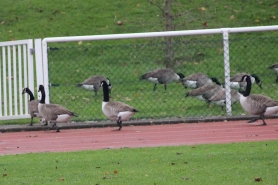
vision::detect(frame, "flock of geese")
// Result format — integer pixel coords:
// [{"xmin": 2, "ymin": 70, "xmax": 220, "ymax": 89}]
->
[{"xmin": 22, "ymin": 62, "xmax": 278, "ymax": 132}]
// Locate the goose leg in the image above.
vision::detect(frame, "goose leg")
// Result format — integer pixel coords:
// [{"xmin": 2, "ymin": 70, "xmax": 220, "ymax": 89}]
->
[
  {"xmin": 164, "ymin": 84, "xmax": 167, "ymax": 91},
  {"xmin": 49, "ymin": 123, "xmax": 56, "ymax": 130},
  {"xmin": 30, "ymin": 117, "xmax": 33, "ymax": 126},
  {"xmin": 247, "ymin": 118, "xmax": 258, "ymax": 123},
  {"xmin": 117, "ymin": 117, "xmax": 122, "ymax": 130},
  {"xmin": 56, "ymin": 125, "xmax": 60, "ymax": 132},
  {"xmin": 153, "ymin": 84, "xmax": 157, "ymax": 91},
  {"xmin": 276, "ymin": 74, "xmax": 278, "ymax": 83},
  {"xmin": 260, "ymin": 115, "xmax": 267, "ymax": 125}
]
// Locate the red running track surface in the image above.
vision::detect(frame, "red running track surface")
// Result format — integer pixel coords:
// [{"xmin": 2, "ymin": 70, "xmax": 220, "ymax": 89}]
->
[{"xmin": 1, "ymin": 119, "xmax": 278, "ymax": 155}]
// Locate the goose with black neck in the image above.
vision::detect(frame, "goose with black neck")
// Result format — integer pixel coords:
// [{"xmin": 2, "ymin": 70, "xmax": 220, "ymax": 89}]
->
[
  {"xmin": 38, "ymin": 85, "xmax": 77, "ymax": 132},
  {"xmin": 100, "ymin": 80, "xmax": 138, "ymax": 130},
  {"xmin": 239, "ymin": 75, "xmax": 278, "ymax": 125},
  {"xmin": 22, "ymin": 87, "xmax": 44, "ymax": 126}
]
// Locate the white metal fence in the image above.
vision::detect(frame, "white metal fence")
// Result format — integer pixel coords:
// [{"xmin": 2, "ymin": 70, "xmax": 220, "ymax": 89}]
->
[{"xmin": 0, "ymin": 39, "xmax": 36, "ymax": 120}]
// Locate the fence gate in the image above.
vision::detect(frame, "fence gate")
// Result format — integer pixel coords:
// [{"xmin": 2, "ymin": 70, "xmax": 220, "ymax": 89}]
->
[{"xmin": 0, "ymin": 39, "xmax": 37, "ymax": 121}]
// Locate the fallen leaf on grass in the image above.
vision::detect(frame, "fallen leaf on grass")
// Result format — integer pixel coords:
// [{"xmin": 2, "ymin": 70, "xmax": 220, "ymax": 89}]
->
[
  {"xmin": 254, "ymin": 177, "xmax": 262, "ymax": 182},
  {"xmin": 3, "ymin": 174, "xmax": 7, "ymax": 177},
  {"xmin": 114, "ymin": 170, "xmax": 118, "ymax": 174},
  {"xmin": 60, "ymin": 178, "xmax": 64, "ymax": 181}
]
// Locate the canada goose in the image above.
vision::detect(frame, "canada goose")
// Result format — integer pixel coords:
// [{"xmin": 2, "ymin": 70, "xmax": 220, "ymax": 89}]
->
[
  {"xmin": 182, "ymin": 73, "xmax": 221, "ymax": 89},
  {"xmin": 239, "ymin": 75, "xmax": 278, "ymax": 125},
  {"xmin": 186, "ymin": 84, "xmax": 224, "ymax": 108},
  {"xmin": 100, "ymin": 80, "xmax": 138, "ymax": 130},
  {"xmin": 207, "ymin": 88, "xmax": 240, "ymax": 109},
  {"xmin": 22, "ymin": 87, "xmax": 44, "ymax": 126},
  {"xmin": 77, "ymin": 75, "xmax": 112, "ymax": 96},
  {"xmin": 268, "ymin": 63, "xmax": 278, "ymax": 82},
  {"xmin": 38, "ymin": 85, "xmax": 77, "ymax": 132},
  {"xmin": 230, "ymin": 73, "xmax": 262, "ymax": 93},
  {"xmin": 140, "ymin": 68, "xmax": 185, "ymax": 91}
]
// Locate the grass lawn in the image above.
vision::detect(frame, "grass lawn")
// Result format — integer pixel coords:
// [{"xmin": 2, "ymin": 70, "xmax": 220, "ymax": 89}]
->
[
  {"xmin": 1, "ymin": 2, "xmax": 278, "ymax": 183},
  {"xmin": 1, "ymin": 140, "xmax": 278, "ymax": 184}
]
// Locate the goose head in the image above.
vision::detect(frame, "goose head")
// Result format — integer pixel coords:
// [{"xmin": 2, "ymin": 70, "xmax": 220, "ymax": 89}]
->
[
  {"xmin": 177, "ymin": 73, "xmax": 185, "ymax": 80},
  {"xmin": 210, "ymin": 77, "xmax": 222, "ymax": 86},
  {"xmin": 22, "ymin": 87, "xmax": 28, "ymax": 94},
  {"xmin": 250, "ymin": 74, "xmax": 262, "ymax": 89},
  {"xmin": 106, "ymin": 78, "xmax": 112, "ymax": 94},
  {"xmin": 38, "ymin": 85, "xmax": 44, "ymax": 92},
  {"xmin": 239, "ymin": 75, "xmax": 250, "ymax": 82}
]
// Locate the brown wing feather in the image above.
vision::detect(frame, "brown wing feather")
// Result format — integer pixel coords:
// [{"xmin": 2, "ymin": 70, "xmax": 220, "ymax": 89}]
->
[
  {"xmin": 82, "ymin": 75, "xmax": 106, "ymax": 85},
  {"xmin": 141, "ymin": 68, "xmax": 174, "ymax": 79},
  {"xmin": 250, "ymin": 94, "xmax": 278, "ymax": 107},
  {"xmin": 44, "ymin": 104, "xmax": 75, "ymax": 116},
  {"xmin": 183, "ymin": 73, "xmax": 208, "ymax": 81},
  {"xmin": 230, "ymin": 73, "xmax": 248, "ymax": 82}
]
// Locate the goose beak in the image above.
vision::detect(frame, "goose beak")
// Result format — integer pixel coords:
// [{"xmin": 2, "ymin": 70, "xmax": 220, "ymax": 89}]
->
[{"xmin": 257, "ymin": 82, "xmax": 262, "ymax": 89}]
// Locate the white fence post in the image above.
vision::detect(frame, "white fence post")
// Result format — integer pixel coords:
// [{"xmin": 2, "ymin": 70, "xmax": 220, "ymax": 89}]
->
[
  {"xmin": 41, "ymin": 40, "xmax": 50, "ymax": 104},
  {"xmin": 221, "ymin": 28, "xmax": 232, "ymax": 116},
  {"xmin": 34, "ymin": 38, "xmax": 44, "ymax": 100}
]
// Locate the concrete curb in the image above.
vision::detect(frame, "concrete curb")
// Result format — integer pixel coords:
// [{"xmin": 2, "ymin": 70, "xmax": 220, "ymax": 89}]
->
[{"xmin": 2, "ymin": 115, "xmax": 276, "ymax": 133}]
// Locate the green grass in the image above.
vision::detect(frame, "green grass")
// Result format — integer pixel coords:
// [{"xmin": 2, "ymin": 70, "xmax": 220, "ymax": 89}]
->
[
  {"xmin": 1, "ymin": 0, "xmax": 278, "ymax": 42},
  {"xmin": 1, "ymin": 141, "xmax": 278, "ymax": 184}
]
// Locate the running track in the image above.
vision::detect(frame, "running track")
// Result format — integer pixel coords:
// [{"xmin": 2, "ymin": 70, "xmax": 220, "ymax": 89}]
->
[{"xmin": 1, "ymin": 119, "xmax": 278, "ymax": 155}]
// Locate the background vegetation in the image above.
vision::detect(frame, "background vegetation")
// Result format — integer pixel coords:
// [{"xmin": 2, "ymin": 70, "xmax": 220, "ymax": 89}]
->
[{"xmin": 1, "ymin": 0, "xmax": 278, "ymax": 41}]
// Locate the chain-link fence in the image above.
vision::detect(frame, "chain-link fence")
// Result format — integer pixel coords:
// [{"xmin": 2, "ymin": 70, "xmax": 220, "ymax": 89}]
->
[{"xmin": 46, "ymin": 35, "xmax": 278, "ymax": 122}]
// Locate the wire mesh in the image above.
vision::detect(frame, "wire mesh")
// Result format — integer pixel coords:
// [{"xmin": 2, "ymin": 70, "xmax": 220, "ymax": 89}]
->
[{"xmin": 46, "ymin": 35, "xmax": 278, "ymax": 122}]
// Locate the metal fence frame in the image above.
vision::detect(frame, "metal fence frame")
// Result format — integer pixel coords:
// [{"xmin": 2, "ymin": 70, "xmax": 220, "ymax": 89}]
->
[{"xmin": 41, "ymin": 25, "xmax": 278, "ymax": 116}]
